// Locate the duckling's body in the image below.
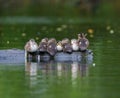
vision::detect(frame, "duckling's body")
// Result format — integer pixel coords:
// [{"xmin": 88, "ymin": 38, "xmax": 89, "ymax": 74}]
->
[
  {"xmin": 78, "ymin": 33, "xmax": 89, "ymax": 51},
  {"xmin": 71, "ymin": 39, "xmax": 79, "ymax": 51},
  {"xmin": 38, "ymin": 38, "xmax": 48, "ymax": 52},
  {"xmin": 56, "ymin": 41, "xmax": 63, "ymax": 52},
  {"xmin": 47, "ymin": 38, "xmax": 57, "ymax": 56},
  {"xmin": 62, "ymin": 38, "xmax": 72, "ymax": 53},
  {"xmin": 24, "ymin": 39, "xmax": 38, "ymax": 52}
]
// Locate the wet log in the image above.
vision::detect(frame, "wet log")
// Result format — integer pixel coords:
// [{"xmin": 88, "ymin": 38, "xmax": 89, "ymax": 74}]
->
[
  {"xmin": 0, "ymin": 49, "xmax": 25, "ymax": 64},
  {"xmin": 0, "ymin": 49, "xmax": 93, "ymax": 64},
  {"xmin": 26, "ymin": 49, "xmax": 93, "ymax": 63}
]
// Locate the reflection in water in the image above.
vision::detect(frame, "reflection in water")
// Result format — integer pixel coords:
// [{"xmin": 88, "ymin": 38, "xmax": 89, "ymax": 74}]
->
[
  {"xmin": 25, "ymin": 56, "xmax": 93, "ymax": 89},
  {"xmin": 79, "ymin": 60, "xmax": 89, "ymax": 77},
  {"xmin": 25, "ymin": 61, "xmax": 38, "ymax": 76},
  {"xmin": 57, "ymin": 63, "xmax": 62, "ymax": 77},
  {"xmin": 24, "ymin": 56, "xmax": 93, "ymax": 98},
  {"xmin": 25, "ymin": 61, "xmax": 38, "ymax": 88},
  {"xmin": 71, "ymin": 62, "xmax": 78, "ymax": 86},
  {"xmin": 71, "ymin": 58, "xmax": 89, "ymax": 87}
]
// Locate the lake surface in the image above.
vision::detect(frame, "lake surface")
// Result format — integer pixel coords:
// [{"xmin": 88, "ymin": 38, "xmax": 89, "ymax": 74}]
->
[{"xmin": 0, "ymin": 17, "xmax": 120, "ymax": 98}]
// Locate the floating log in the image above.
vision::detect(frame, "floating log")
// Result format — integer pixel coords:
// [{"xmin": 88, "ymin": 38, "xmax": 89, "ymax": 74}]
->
[
  {"xmin": 0, "ymin": 49, "xmax": 25, "ymax": 64},
  {"xmin": 26, "ymin": 49, "xmax": 93, "ymax": 62},
  {"xmin": 0, "ymin": 49, "xmax": 93, "ymax": 64}
]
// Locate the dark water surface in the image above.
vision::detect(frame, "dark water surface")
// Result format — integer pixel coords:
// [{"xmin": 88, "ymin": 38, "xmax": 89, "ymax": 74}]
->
[{"xmin": 0, "ymin": 17, "xmax": 120, "ymax": 98}]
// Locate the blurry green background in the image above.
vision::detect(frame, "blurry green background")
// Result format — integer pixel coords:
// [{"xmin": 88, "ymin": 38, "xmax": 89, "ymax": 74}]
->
[
  {"xmin": 0, "ymin": 0, "xmax": 120, "ymax": 49},
  {"xmin": 0, "ymin": 0, "xmax": 120, "ymax": 17}
]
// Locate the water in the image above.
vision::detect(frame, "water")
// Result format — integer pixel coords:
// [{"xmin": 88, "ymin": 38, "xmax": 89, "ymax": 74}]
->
[{"xmin": 0, "ymin": 17, "xmax": 120, "ymax": 98}]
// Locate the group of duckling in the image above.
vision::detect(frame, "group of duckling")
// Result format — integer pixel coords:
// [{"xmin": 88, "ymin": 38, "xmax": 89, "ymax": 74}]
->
[{"xmin": 24, "ymin": 33, "xmax": 89, "ymax": 56}]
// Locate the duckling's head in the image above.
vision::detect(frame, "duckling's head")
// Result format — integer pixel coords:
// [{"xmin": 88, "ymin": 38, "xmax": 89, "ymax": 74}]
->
[
  {"xmin": 78, "ymin": 33, "xmax": 87, "ymax": 40},
  {"xmin": 29, "ymin": 39, "xmax": 36, "ymax": 45},
  {"xmin": 61, "ymin": 38, "xmax": 70, "ymax": 44},
  {"xmin": 48, "ymin": 38, "xmax": 57, "ymax": 44},
  {"xmin": 30, "ymin": 39, "xmax": 35, "ymax": 42},
  {"xmin": 41, "ymin": 38, "xmax": 48, "ymax": 43}
]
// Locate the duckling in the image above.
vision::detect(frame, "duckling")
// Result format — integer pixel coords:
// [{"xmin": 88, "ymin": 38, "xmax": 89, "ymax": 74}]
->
[
  {"xmin": 56, "ymin": 41, "xmax": 63, "ymax": 52},
  {"xmin": 71, "ymin": 39, "xmax": 79, "ymax": 51},
  {"xmin": 61, "ymin": 38, "xmax": 72, "ymax": 53},
  {"xmin": 47, "ymin": 38, "xmax": 57, "ymax": 56},
  {"xmin": 78, "ymin": 33, "xmax": 89, "ymax": 51},
  {"xmin": 24, "ymin": 39, "xmax": 38, "ymax": 52},
  {"xmin": 38, "ymin": 38, "xmax": 48, "ymax": 52}
]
